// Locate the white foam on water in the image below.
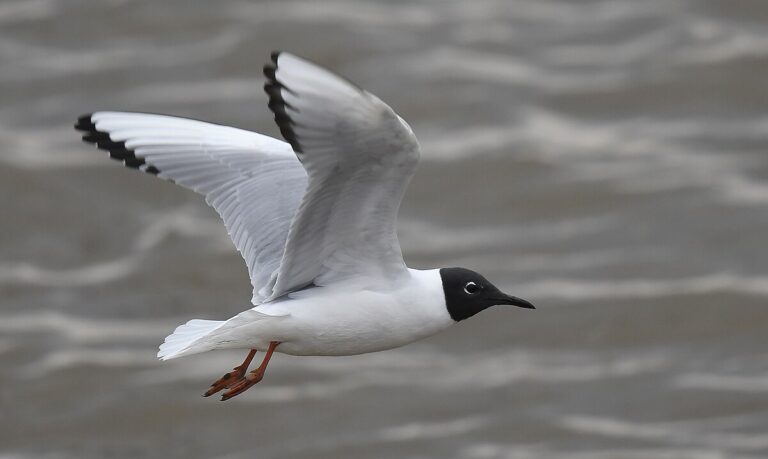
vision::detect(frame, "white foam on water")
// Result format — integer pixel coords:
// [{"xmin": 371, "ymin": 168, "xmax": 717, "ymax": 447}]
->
[
  {"xmin": 129, "ymin": 349, "xmax": 668, "ymax": 403},
  {"xmin": 0, "ymin": 256, "xmax": 140, "ymax": 287},
  {"xmin": 132, "ymin": 206, "xmax": 228, "ymax": 252},
  {"xmin": 6, "ymin": 312, "xmax": 177, "ymax": 377},
  {"xmin": 225, "ymin": 0, "xmax": 678, "ymax": 31},
  {"xmin": 117, "ymin": 78, "xmax": 264, "ymax": 106},
  {"xmin": 675, "ymin": 373, "xmax": 768, "ymax": 393},
  {"xmin": 453, "ymin": 23, "xmax": 518, "ymax": 44},
  {"xmin": 132, "ymin": 349, "xmax": 374, "ymax": 402},
  {"xmin": 400, "ymin": 216, "xmax": 617, "ymax": 255},
  {"xmin": 278, "ymin": 349, "xmax": 655, "ymax": 389},
  {"xmin": 540, "ymin": 13, "xmax": 768, "ymax": 71},
  {"xmin": 376, "ymin": 416, "xmax": 486, "ymax": 442},
  {"xmin": 399, "ymin": 47, "xmax": 629, "ymax": 92},
  {"xmin": 544, "ymin": 118, "xmax": 768, "ymax": 207},
  {"xmin": 0, "ymin": 453, "xmax": 73, "ymax": 459},
  {"xmin": 133, "ymin": 351, "xmax": 426, "ymax": 403},
  {"xmin": 420, "ymin": 107, "xmax": 768, "ymax": 206},
  {"xmin": 0, "ymin": 311, "xmax": 170, "ymax": 343},
  {"xmin": 210, "ymin": 413, "xmax": 490, "ymax": 457},
  {"xmin": 23, "ymin": 348, "xmax": 158, "ymax": 377},
  {"xmin": 0, "ymin": 30, "xmax": 243, "ymax": 82},
  {"xmin": 509, "ymin": 109, "xmax": 757, "ymax": 165},
  {"xmin": 484, "ymin": 0, "xmax": 676, "ymax": 25},
  {"xmin": 0, "ymin": 0, "xmax": 57, "ymax": 24},
  {"xmin": 417, "ymin": 107, "xmax": 685, "ymax": 161},
  {"xmin": 0, "ymin": 206, "xmax": 227, "ymax": 288},
  {"xmin": 543, "ymin": 28, "xmax": 678, "ymax": 67},
  {"xmin": 716, "ymin": 174, "xmax": 768, "ymax": 206},
  {"xmin": 224, "ymin": 0, "xmax": 436, "ymax": 27},
  {"xmin": 407, "ymin": 350, "xmax": 668, "ymax": 390},
  {"xmin": 503, "ymin": 248, "xmax": 668, "ymax": 272},
  {"xmin": 462, "ymin": 443, "xmax": 751, "ymax": 459},
  {"xmin": 0, "ymin": 124, "xmax": 103, "ymax": 169},
  {"xmin": 229, "ymin": 379, "xmax": 372, "ymax": 404},
  {"xmin": 560, "ymin": 415, "xmax": 768, "ymax": 451},
  {"xmin": 419, "ymin": 124, "xmax": 523, "ymax": 161},
  {"xmin": 518, "ymin": 273, "xmax": 768, "ymax": 301},
  {"xmin": 677, "ymin": 20, "xmax": 768, "ymax": 65}
]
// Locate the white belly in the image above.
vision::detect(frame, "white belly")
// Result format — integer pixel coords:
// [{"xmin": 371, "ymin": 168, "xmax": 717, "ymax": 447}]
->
[{"xmin": 219, "ymin": 269, "xmax": 454, "ymax": 356}]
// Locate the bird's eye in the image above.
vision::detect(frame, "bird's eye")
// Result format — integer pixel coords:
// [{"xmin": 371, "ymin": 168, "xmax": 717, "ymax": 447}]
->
[{"xmin": 464, "ymin": 281, "xmax": 479, "ymax": 294}]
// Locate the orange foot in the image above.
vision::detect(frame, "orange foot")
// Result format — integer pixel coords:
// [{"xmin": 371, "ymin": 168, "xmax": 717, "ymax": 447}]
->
[
  {"xmin": 203, "ymin": 349, "xmax": 257, "ymax": 397},
  {"xmin": 221, "ymin": 369, "xmax": 264, "ymax": 401},
  {"xmin": 218, "ymin": 341, "xmax": 280, "ymax": 401}
]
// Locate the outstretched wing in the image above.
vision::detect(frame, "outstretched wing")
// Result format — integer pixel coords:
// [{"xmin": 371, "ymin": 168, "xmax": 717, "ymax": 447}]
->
[
  {"xmin": 75, "ymin": 112, "xmax": 307, "ymax": 304},
  {"xmin": 263, "ymin": 52, "xmax": 421, "ymax": 299}
]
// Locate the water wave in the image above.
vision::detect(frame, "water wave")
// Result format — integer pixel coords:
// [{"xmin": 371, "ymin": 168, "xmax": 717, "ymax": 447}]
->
[
  {"xmin": 224, "ymin": 1, "xmax": 436, "ymax": 27},
  {"xmin": 130, "ymin": 349, "xmax": 667, "ymax": 402},
  {"xmin": 0, "ymin": 207, "xmax": 226, "ymax": 288},
  {"xmin": 0, "ymin": 311, "xmax": 170, "ymax": 343},
  {"xmin": 400, "ymin": 216, "xmax": 617, "ymax": 255},
  {"xmin": 376, "ymin": 416, "xmax": 486, "ymax": 442},
  {"xmin": 0, "ymin": 257, "xmax": 140, "ymax": 287},
  {"xmin": 0, "ymin": 30, "xmax": 244, "ymax": 82},
  {"xmin": 462, "ymin": 443, "xmax": 753, "ymax": 459},
  {"xmin": 23, "ymin": 348, "xmax": 159, "ymax": 377},
  {"xmin": 559, "ymin": 415, "xmax": 768, "ymax": 451},
  {"xmin": 517, "ymin": 273, "xmax": 768, "ymax": 301},
  {"xmin": 0, "ymin": 124, "xmax": 102, "ymax": 169},
  {"xmin": 420, "ymin": 108, "xmax": 768, "ymax": 206},
  {"xmin": 399, "ymin": 47, "xmax": 630, "ymax": 91},
  {"xmin": 0, "ymin": 0, "xmax": 58, "ymax": 24},
  {"xmin": 116, "ymin": 78, "xmax": 263, "ymax": 106},
  {"xmin": 675, "ymin": 372, "xmax": 768, "ymax": 393}
]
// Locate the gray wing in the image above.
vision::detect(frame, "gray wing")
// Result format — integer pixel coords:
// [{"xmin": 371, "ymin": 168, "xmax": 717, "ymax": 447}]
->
[
  {"xmin": 76, "ymin": 112, "xmax": 307, "ymax": 304},
  {"xmin": 262, "ymin": 52, "xmax": 421, "ymax": 299}
]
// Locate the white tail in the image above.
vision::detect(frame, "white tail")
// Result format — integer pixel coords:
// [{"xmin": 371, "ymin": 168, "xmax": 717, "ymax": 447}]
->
[{"xmin": 157, "ymin": 319, "xmax": 224, "ymax": 360}]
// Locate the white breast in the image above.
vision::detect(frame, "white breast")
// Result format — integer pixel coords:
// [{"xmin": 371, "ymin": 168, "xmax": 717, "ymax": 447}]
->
[{"xmin": 230, "ymin": 268, "xmax": 454, "ymax": 356}]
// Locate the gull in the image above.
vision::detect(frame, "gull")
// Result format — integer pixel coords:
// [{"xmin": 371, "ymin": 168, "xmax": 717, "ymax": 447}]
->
[{"xmin": 75, "ymin": 52, "xmax": 534, "ymax": 400}]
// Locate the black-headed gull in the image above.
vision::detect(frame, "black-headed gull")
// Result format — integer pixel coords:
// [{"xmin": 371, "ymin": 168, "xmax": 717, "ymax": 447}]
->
[{"xmin": 75, "ymin": 52, "xmax": 534, "ymax": 400}]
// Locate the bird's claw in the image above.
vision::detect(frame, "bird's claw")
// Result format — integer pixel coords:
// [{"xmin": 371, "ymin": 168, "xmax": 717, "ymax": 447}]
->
[
  {"xmin": 203, "ymin": 367, "xmax": 246, "ymax": 397},
  {"xmin": 220, "ymin": 372, "xmax": 263, "ymax": 401}
]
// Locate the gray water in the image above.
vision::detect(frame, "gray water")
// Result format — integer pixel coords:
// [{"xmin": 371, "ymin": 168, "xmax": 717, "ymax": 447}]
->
[{"xmin": 2, "ymin": 1, "xmax": 768, "ymax": 458}]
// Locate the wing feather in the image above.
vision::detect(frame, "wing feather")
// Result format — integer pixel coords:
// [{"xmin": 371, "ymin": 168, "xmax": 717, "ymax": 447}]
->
[
  {"xmin": 263, "ymin": 52, "xmax": 421, "ymax": 298},
  {"xmin": 75, "ymin": 112, "xmax": 307, "ymax": 303}
]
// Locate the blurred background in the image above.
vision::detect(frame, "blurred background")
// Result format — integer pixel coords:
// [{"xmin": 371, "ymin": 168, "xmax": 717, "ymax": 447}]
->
[{"xmin": 1, "ymin": 0, "xmax": 768, "ymax": 458}]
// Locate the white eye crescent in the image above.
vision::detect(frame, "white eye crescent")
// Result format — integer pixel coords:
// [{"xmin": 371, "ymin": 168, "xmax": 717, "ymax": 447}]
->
[{"xmin": 464, "ymin": 281, "xmax": 479, "ymax": 294}]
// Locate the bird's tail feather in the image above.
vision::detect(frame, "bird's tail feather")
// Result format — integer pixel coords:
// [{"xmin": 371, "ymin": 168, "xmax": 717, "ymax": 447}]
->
[{"xmin": 157, "ymin": 319, "xmax": 225, "ymax": 360}]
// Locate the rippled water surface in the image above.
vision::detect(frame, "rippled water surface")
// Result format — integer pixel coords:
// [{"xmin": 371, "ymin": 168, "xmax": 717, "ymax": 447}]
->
[{"xmin": 2, "ymin": 1, "xmax": 768, "ymax": 458}]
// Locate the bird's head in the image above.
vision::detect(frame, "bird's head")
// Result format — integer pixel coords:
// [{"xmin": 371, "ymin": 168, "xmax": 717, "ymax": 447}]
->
[{"xmin": 439, "ymin": 267, "xmax": 534, "ymax": 321}]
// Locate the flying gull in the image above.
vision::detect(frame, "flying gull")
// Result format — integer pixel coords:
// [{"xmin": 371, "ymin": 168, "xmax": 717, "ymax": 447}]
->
[{"xmin": 75, "ymin": 52, "xmax": 534, "ymax": 400}]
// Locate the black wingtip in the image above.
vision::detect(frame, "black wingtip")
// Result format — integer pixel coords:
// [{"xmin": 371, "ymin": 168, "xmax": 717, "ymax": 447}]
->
[
  {"xmin": 263, "ymin": 52, "xmax": 303, "ymax": 155},
  {"xmin": 123, "ymin": 156, "xmax": 146, "ymax": 169},
  {"xmin": 75, "ymin": 113, "xmax": 94, "ymax": 132},
  {"xmin": 263, "ymin": 64, "xmax": 276, "ymax": 81},
  {"xmin": 74, "ymin": 113, "xmax": 161, "ymax": 175}
]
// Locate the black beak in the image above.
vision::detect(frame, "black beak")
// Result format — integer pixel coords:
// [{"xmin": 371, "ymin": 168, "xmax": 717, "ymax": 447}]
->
[{"xmin": 495, "ymin": 294, "xmax": 535, "ymax": 309}]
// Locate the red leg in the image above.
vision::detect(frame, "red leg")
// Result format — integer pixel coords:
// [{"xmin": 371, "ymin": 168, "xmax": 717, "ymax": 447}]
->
[
  {"xmin": 203, "ymin": 349, "xmax": 257, "ymax": 397},
  {"xmin": 221, "ymin": 341, "xmax": 280, "ymax": 401}
]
